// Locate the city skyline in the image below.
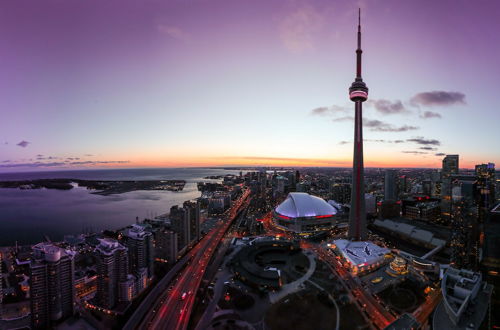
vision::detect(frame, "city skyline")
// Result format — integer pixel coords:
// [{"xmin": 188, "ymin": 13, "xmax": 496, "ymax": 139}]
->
[{"xmin": 1, "ymin": 0, "xmax": 499, "ymax": 172}]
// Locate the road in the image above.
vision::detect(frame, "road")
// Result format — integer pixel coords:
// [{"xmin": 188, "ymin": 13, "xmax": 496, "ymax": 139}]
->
[{"xmin": 143, "ymin": 189, "xmax": 251, "ymax": 330}]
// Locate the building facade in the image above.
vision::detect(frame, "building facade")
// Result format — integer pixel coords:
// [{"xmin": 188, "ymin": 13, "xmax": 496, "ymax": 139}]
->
[
  {"xmin": 95, "ymin": 238, "xmax": 128, "ymax": 309},
  {"xmin": 30, "ymin": 243, "xmax": 75, "ymax": 329}
]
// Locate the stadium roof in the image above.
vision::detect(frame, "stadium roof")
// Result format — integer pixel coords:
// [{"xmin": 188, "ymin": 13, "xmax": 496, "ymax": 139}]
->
[{"xmin": 275, "ymin": 192, "xmax": 338, "ymax": 218}]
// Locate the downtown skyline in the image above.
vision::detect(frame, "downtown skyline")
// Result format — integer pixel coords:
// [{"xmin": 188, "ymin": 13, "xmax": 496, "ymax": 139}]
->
[{"xmin": 1, "ymin": 0, "xmax": 499, "ymax": 171}]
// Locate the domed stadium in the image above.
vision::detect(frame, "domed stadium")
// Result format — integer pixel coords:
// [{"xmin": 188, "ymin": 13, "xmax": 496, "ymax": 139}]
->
[{"xmin": 273, "ymin": 192, "xmax": 340, "ymax": 235}]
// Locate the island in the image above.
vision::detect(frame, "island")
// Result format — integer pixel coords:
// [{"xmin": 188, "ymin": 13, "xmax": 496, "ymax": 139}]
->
[{"xmin": 0, "ymin": 179, "xmax": 186, "ymax": 195}]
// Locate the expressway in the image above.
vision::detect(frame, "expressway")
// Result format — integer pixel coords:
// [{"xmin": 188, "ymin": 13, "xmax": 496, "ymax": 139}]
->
[{"xmin": 142, "ymin": 189, "xmax": 251, "ymax": 330}]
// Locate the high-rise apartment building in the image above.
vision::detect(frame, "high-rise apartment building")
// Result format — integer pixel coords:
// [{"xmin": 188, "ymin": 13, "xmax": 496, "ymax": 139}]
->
[
  {"xmin": 170, "ymin": 205, "xmax": 190, "ymax": 251},
  {"xmin": 155, "ymin": 229, "xmax": 178, "ymax": 264},
  {"xmin": 95, "ymin": 238, "xmax": 128, "ymax": 309},
  {"xmin": 123, "ymin": 224, "xmax": 154, "ymax": 278},
  {"xmin": 30, "ymin": 242, "xmax": 75, "ymax": 329},
  {"xmin": 475, "ymin": 163, "xmax": 496, "ymax": 224},
  {"xmin": 184, "ymin": 200, "xmax": 201, "ymax": 242},
  {"xmin": 442, "ymin": 155, "xmax": 460, "ymax": 222}
]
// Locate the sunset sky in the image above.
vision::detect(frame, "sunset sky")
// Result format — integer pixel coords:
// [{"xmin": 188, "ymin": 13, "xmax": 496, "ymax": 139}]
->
[{"xmin": 1, "ymin": 0, "xmax": 499, "ymax": 171}]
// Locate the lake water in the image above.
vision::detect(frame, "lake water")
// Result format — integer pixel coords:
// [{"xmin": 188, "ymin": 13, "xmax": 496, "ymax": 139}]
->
[{"xmin": 0, "ymin": 168, "xmax": 242, "ymax": 246}]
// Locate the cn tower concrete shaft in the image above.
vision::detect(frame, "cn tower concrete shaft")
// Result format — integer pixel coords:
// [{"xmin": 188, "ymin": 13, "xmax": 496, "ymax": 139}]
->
[{"xmin": 348, "ymin": 101, "xmax": 367, "ymax": 240}]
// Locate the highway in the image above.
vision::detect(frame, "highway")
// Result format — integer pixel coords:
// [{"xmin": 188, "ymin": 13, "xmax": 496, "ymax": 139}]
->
[{"xmin": 141, "ymin": 189, "xmax": 251, "ymax": 330}]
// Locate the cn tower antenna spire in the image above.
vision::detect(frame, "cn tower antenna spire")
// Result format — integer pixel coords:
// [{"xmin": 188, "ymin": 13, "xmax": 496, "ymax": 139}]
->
[{"xmin": 356, "ymin": 8, "xmax": 363, "ymax": 79}]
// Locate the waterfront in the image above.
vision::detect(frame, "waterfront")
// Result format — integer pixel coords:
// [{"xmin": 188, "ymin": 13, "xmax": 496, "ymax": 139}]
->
[{"xmin": 0, "ymin": 168, "xmax": 241, "ymax": 246}]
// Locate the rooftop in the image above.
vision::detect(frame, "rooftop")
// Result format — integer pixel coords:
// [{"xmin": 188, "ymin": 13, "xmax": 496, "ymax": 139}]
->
[
  {"xmin": 96, "ymin": 238, "xmax": 126, "ymax": 255},
  {"xmin": 124, "ymin": 224, "xmax": 152, "ymax": 240},
  {"xmin": 331, "ymin": 239, "xmax": 390, "ymax": 267},
  {"xmin": 32, "ymin": 242, "xmax": 75, "ymax": 262},
  {"xmin": 275, "ymin": 192, "xmax": 338, "ymax": 218}
]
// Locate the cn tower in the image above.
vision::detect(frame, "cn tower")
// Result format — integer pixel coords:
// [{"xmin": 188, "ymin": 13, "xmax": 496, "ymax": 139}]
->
[{"xmin": 348, "ymin": 9, "xmax": 368, "ymax": 241}]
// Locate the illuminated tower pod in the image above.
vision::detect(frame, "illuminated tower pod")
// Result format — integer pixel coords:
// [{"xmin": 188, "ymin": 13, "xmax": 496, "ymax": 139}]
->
[{"xmin": 348, "ymin": 9, "xmax": 369, "ymax": 241}]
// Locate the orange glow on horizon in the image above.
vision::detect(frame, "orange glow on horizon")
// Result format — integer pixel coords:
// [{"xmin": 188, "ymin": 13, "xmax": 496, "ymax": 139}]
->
[{"xmin": 69, "ymin": 154, "xmax": 483, "ymax": 169}]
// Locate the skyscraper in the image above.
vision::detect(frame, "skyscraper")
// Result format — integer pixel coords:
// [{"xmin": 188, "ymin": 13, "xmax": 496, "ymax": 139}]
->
[
  {"xmin": 123, "ymin": 224, "xmax": 154, "ymax": 278},
  {"xmin": 155, "ymin": 229, "xmax": 178, "ymax": 264},
  {"xmin": 441, "ymin": 155, "xmax": 459, "ymax": 222},
  {"xmin": 170, "ymin": 205, "xmax": 190, "ymax": 251},
  {"xmin": 95, "ymin": 238, "xmax": 129, "ymax": 309},
  {"xmin": 384, "ymin": 169, "xmax": 398, "ymax": 201},
  {"xmin": 348, "ymin": 9, "xmax": 369, "ymax": 241},
  {"xmin": 475, "ymin": 163, "xmax": 496, "ymax": 224},
  {"xmin": 29, "ymin": 242, "xmax": 75, "ymax": 329},
  {"xmin": 442, "ymin": 155, "xmax": 459, "ymax": 178},
  {"xmin": 184, "ymin": 200, "xmax": 201, "ymax": 243}
]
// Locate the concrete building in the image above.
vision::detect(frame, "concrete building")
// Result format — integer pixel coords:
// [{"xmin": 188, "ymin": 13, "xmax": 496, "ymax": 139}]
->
[
  {"xmin": 442, "ymin": 155, "xmax": 460, "ymax": 221},
  {"xmin": 184, "ymin": 200, "xmax": 201, "ymax": 242},
  {"xmin": 373, "ymin": 219, "xmax": 446, "ymax": 249},
  {"xmin": 95, "ymin": 238, "xmax": 128, "ymax": 309},
  {"xmin": 123, "ymin": 224, "xmax": 154, "ymax": 278},
  {"xmin": 170, "ymin": 205, "xmax": 190, "ymax": 251},
  {"xmin": 404, "ymin": 202, "xmax": 440, "ymax": 223},
  {"xmin": 155, "ymin": 229, "xmax": 178, "ymax": 264},
  {"xmin": 208, "ymin": 192, "xmax": 231, "ymax": 214},
  {"xmin": 365, "ymin": 193, "xmax": 377, "ymax": 215},
  {"xmin": 329, "ymin": 239, "xmax": 390, "ymax": 275},
  {"xmin": 443, "ymin": 155, "xmax": 460, "ymax": 178},
  {"xmin": 29, "ymin": 242, "xmax": 75, "ymax": 329},
  {"xmin": 384, "ymin": 169, "xmax": 398, "ymax": 201},
  {"xmin": 433, "ymin": 268, "xmax": 493, "ymax": 329}
]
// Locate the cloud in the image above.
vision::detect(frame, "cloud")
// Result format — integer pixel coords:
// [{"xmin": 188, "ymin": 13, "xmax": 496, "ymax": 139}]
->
[
  {"xmin": 420, "ymin": 111, "xmax": 442, "ymax": 119},
  {"xmin": 0, "ymin": 160, "xmax": 130, "ymax": 169},
  {"xmin": 16, "ymin": 140, "xmax": 30, "ymax": 148},
  {"xmin": 394, "ymin": 140, "xmax": 404, "ymax": 143},
  {"xmin": 338, "ymin": 141, "xmax": 350, "ymax": 145},
  {"xmin": 435, "ymin": 153, "xmax": 446, "ymax": 156},
  {"xmin": 402, "ymin": 151, "xmax": 428, "ymax": 155},
  {"xmin": 311, "ymin": 105, "xmax": 348, "ymax": 116},
  {"xmin": 84, "ymin": 154, "xmax": 94, "ymax": 157},
  {"xmin": 368, "ymin": 99, "xmax": 408, "ymax": 115},
  {"xmin": 363, "ymin": 119, "xmax": 419, "ymax": 132},
  {"xmin": 406, "ymin": 137, "xmax": 441, "ymax": 146},
  {"xmin": 220, "ymin": 156, "xmax": 350, "ymax": 166},
  {"xmin": 311, "ymin": 106, "xmax": 330, "ymax": 115},
  {"xmin": 419, "ymin": 146, "xmax": 437, "ymax": 151},
  {"xmin": 157, "ymin": 25, "xmax": 191, "ymax": 43},
  {"xmin": 0, "ymin": 162, "xmax": 65, "ymax": 168},
  {"xmin": 69, "ymin": 161, "xmax": 130, "ymax": 165},
  {"xmin": 410, "ymin": 91, "xmax": 466, "ymax": 107},
  {"xmin": 279, "ymin": 5, "xmax": 325, "ymax": 53},
  {"xmin": 334, "ymin": 116, "xmax": 354, "ymax": 122}
]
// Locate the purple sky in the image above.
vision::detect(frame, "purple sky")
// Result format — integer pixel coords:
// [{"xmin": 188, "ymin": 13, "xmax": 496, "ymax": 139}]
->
[{"xmin": 1, "ymin": 0, "xmax": 499, "ymax": 171}]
